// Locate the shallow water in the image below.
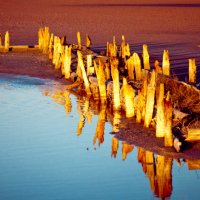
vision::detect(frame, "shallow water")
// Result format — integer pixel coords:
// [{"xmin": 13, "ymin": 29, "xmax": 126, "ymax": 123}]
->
[{"xmin": 0, "ymin": 74, "xmax": 200, "ymax": 200}]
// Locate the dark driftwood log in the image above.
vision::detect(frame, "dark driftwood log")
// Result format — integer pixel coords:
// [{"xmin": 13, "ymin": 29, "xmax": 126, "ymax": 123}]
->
[{"xmin": 157, "ymin": 75, "xmax": 200, "ymax": 114}]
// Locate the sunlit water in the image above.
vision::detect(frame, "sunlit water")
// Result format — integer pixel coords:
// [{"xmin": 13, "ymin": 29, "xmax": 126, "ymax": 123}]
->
[{"xmin": 0, "ymin": 74, "xmax": 200, "ymax": 200}]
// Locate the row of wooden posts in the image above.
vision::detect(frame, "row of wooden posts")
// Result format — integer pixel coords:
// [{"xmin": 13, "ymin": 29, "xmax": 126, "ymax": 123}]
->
[
  {"xmin": 38, "ymin": 27, "xmax": 180, "ymax": 148},
  {"xmin": 1, "ymin": 28, "xmax": 198, "ymax": 150}
]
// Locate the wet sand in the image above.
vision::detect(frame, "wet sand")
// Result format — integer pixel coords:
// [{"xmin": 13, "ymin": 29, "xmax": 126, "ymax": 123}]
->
[{"xmin": 1, "ymin": 0, "xmax": 200, "ymax": 159}]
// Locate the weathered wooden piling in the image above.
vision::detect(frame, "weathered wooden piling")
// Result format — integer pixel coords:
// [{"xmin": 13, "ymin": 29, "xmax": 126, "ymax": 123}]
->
[
  {"xmin": 43, "ymin": 27, "xmax": 50, "ymax": 54},
  {"xmin": 156, "ymin": 83, "xmax": 165, "ymax": 138},
  {"xmin": 122, "ymin": 77, "xmax": 135, "ymax": 118},
  {"xmin": 78, "ymin": 51, "xmax": 91, "ymax": 95},
  {"xmin": 154, "ymin": 60, "xmax": 162, "ymax": 74},
  {"xmin": 144, "ymin": 70, "xmax": 156, "ymax": 128},
  {"xmin": 4, "ymin": 31, "xmax": 10, "ymax": 52},
  {"xmin": 143, "ymin": 44, "xmax": 150, "ymax": 70},
  {"xmin": 95, "ymin": 60, "xmax": 107, "ymax": 101},
  {"xmin": 77, "ymin": 31, "xmax": 81, "ymax": 49},
  {"xmin": 89, "ymin": 76, "xmax": 100, "ymax": 100},
  {"xmin": 125, "ymin": 55, "xmax": 135, "ymax": 80},
  {"xmin": 189, "ymin": 58, "xmax": 196, "ymax": 84},
  {"xmin": 162, "ymin": 50, "xmax": 170, "ymax": 76},
  {"xmin": 48, "ymin": 33, "xmax": 54, "ymax": 60},
  {"xmin": 133, "ymin": 53, "xmax": 142, "ymax": 81},
  {"xmin": 87, "ymin": 55, "xmax": 94, "ymax": 75},
  {"xmin": 164, "ymin": 92, "xmax": 173, "ymax": 146},
  {"xmin": 111, "ymin": 58, "xmax": 121, "ymax": 111},
  {"xmin": 136, "ymin": 78, "xmax": 148, "ymax": 123},
  {"xmin": 63, "ymin": 45, "xmax": 72, "ymax": 79},
  {"xmin": 107, "ymin": 36, "xmax": 118, "ymax": 57},
  {"xmin": 120, "ymin": 35, "xmax": 126, "ymax": 58},
  {"xmin": 86, "ymin": 34, "xmax": 91, "ymax": 48},
  {"xmin": 141, "ymin": 78, "xmax": 148, "ymax": 121},
  {"xmin": 55, "ymin": 43, "xmax": 63, "ymax": 70},
  {"xmin": 136, "ymin": 91, "xmax": 143, "ymax": 123},
  {"xmin": 105, "ymin": 62, "xmax": 111, "ymax": 81},
  {"xmin": 38, "ymin": 28, "xmax": 43, "ymax": 50}
]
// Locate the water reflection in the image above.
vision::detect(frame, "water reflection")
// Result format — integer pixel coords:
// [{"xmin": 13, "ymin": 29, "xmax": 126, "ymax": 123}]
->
[{"xmin": 42, "ymin": 82, "xmax": 200, "ymax": 200}]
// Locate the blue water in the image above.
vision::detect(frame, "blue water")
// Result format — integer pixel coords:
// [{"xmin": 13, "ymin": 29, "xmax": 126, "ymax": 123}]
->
[{"xmin": 0, "ymin": 74, "xmax": 200, "ymax": 200}]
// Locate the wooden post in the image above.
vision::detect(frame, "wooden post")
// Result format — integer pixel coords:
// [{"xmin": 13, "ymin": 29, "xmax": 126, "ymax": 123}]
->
[
  {"xmin": 108, "ymin": 36, "xmax": 118, "ymax": 57},
  {"xmin": 63, "ymin": 45, "xmax": 72, "ymax": 79},
  {"xmin": 156, "ymin": 83, "xmax": 165, "ymax": 138},
  {"xmin": 105, "ymin": 62, "xmax": 111, "ymax": 81},
  {"xmin": 120, "ymin": 35, "xmax": 130, "ymax": 59},
  {"xmin": 136, "ymin": 78, "xmax": 148, "ymax": 123},
  {"xmin": 141, "ymin": 78, "xmax": 148, "ymax": 121},
  {"xmin": 77, "ymin": 31, "xmax": 81, "ymax": 49},
  {"xmin": 106, "ymin": 42, "xmax": 109, "ymax": 57},
  {"xmin": 124, "ymin": 43, "xmax": 131, "ymax": 58},
  {"xmin": 125, "ymin": 55, "xmax": 135, "ymax": 80},
  {"xmin": 162, "ymin": 50, "xmax": 170, "ymax": 76},
  {"xmin": 133, "ymin": 53, "xmax": 142, "ymax": 81},
  {"xmin": 76, "ymin": 50, "xmax": 83, "ymax": 79},
  {"xmin": 154, "ymin": 60, "xmax": 162, "ymax": 74},
  {"xmin": 136, "ymin": 90, "xmax": 143, "ymax": 123},
  {"xmin": 78, "ymin": 51, "xmax": 91, "ymax": 95},
  {"xmin": 95, "ymin": 60, "xmax": 107, "ymax": 100},
  {"xmin": 87, "ymin": 55, "xmax": 94, "ymax": 75},
  {"xmin": 4, "ymin": 31, "xmax": 10, "ymax": 52},
  {"xmin": 164, "ymin": 92, "xmax": 173, "ymax": 146},
  {"xmin": 38, "ymin": 27, "xmax": 43, "ymax": 50},
  {"xmin": 111, "ymin": 137, "xmax": 119, "ymax": 158},
  {"xmin": 48, "ymin": 33, "xmax": 54, "ymax": 60},
  {"xmin": 55, "ymin": 43, "xmax": 63, "ymax": 70},
  {"xmin": 144, "ymin": 70, "xmax": 156, "ymax": 128},
  {"xmin": 189, "ymin": 58, "xmax": 196, "ymax": 84},
  {"xmin": 120, "ymin": 35, "xmax": 126, "ymax": 58},
  {"xmin": 122, "ymin": 77, "xmax": 135, "ymax": 118},
  {"xmin": 53, "ymin": 36, "xmax": 62, "ymax": 69},
  {"xmin": 86, "ymin": 34, "xmax": 91, "ymax": 48},
  {"xmin": 111, "ymin": 58, "xmax": 121, "ymax": 111},
  {"xmin": 89, "ymin": 76, "xmax": 100, "ymax": 100},
  {"xmin": 43, "ymin": 27, "xmax": 50, "ymax": 54},
  {"xmin": 143, "ymin": 44, "xmax": 150, "ymax": 70},
  {"xmin": 122, "ymin": 142, "xmax": 134, "ymax": 160}
]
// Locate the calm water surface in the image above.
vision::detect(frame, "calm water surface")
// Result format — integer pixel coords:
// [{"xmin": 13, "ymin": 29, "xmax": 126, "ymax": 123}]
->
[{"xmin": 0, "ymin": 74, "xmax": 200, "ymax": 200}]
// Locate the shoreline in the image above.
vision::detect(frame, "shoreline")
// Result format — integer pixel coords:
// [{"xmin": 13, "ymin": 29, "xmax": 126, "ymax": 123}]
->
[{"xmin": 0, "ymin": 51, "xmax": 200, "ymax": 160}]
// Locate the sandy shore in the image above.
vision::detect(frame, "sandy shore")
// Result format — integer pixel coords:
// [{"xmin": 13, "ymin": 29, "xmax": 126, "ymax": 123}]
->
[{"xmin": 1, "ymin": 0, "xmax": 200, "ymax": 159}]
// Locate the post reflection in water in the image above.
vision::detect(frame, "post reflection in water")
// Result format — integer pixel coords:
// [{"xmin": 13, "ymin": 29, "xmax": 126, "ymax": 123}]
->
[
  {"xmin": 93, "ymin": 105, "xmax": 106, "ymax": 146},
  {"xmin": 42, "ymin": 84, "xmax": 200, "ymax": 200}
]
